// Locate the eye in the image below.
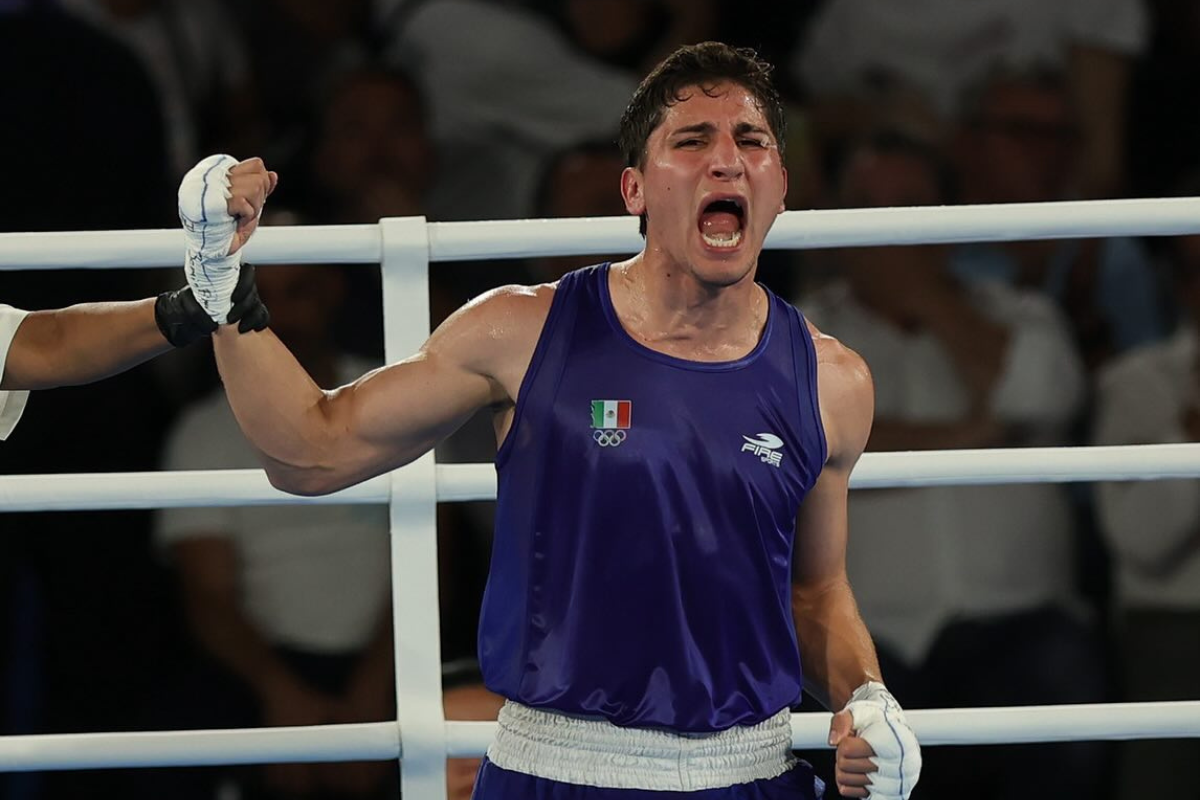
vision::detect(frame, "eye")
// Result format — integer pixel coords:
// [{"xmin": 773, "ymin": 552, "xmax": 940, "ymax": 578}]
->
[
  {"xmin": 739, "ymin": 138, "xmax": 768, "ymax": 148},
  {"xmin": 675, "ymin": 138, "xmax": 703, "ymax": 148}
]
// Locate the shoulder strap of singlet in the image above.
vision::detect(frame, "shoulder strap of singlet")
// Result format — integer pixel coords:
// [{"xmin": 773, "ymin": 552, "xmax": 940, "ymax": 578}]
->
[
  {"xmin": 494, "ymin": 265, "xmax": 604, "ymax": 465},
  {"xmin": 779, "ymin": 294, "xmax": 828, "ymax": 469}
]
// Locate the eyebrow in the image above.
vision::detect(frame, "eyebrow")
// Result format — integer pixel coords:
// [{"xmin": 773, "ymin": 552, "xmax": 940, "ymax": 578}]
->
[{"xmin": 668, "ymin": 122, "xmax": 773, "ymax": 139}]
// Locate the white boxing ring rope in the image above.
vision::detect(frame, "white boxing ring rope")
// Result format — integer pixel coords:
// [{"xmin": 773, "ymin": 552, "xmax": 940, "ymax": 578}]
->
[{"xmin": 2, "ymin": 200, "xmax": 1200, "ymax": 796}]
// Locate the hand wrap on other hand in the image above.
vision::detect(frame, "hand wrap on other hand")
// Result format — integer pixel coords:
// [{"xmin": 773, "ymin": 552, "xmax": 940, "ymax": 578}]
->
[
  {"xmin": 155, "ymin": 263, "xmax": 269, "ymax": 347},
  {"xmin": 844, "ymin": 681, "xmax": 921, "ymax": 800}
]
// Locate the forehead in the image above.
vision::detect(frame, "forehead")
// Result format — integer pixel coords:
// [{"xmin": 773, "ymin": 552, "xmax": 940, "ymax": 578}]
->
[{"xmin": 652, "ymin": 82, "xmax": 771, "ymax": 136}]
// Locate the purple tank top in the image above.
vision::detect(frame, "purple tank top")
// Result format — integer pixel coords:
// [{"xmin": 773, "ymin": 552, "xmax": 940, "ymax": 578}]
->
[{"xmin": 479, "ymin": 264, "xmax": 827, "ymax": 732}]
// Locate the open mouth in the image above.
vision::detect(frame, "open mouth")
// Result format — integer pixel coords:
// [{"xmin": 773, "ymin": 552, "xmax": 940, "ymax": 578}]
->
[{"xmin": 698, "ymin": 197, "xmax": 745, "ymax": 249}]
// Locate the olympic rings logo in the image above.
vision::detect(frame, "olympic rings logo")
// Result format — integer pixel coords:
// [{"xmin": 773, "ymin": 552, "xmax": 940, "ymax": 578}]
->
[{"xmin": 592, "ymin": 429, "xmax": 627, "ymax": 447}]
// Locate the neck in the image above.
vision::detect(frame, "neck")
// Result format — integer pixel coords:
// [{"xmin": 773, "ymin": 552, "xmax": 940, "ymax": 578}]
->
[{"xmin": 609, "ymin": 250, "xmax": 766, "ymax": 359}]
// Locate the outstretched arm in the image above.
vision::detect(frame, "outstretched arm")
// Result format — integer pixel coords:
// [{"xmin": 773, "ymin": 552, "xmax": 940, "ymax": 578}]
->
[
  {"xmin": 213, "ymin": 284, "xmax": 540, "ymax": 496},
  {"xmin": 184, "ymin": 156, "xmax": 544, "ymax": 496},
  {"xmin": 2, "ymin": 299, "xmax": 167, "ymax": 390},
  {"xmin": 0, "ymin": 270, "xmax": 255, "ymax": 391}
]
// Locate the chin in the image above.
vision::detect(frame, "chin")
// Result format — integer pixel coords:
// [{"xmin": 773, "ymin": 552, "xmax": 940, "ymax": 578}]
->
[{"xmin": 690, "ymin": 254, "xmax": 756, "ymax": 288}]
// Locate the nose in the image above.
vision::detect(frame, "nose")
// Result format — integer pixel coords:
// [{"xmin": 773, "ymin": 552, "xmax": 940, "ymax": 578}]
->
[{"xmin": 708, "ymin": 133, "xmax": 744, "ymax": 180}]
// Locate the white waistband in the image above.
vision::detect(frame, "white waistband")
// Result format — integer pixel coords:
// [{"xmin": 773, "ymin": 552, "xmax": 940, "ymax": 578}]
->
[{"xmin": 486, "ymin": 701, "xmax": 797, "ymax": 791}]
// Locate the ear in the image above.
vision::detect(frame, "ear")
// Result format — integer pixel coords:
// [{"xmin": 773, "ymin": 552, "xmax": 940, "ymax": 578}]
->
[
  {"xmin": 621, "ymin": 166, "xmax": 645, "ymax": 216},
  {"xmin": 778, "ymin": 165, "xmax": 789, "ymax": 214}
]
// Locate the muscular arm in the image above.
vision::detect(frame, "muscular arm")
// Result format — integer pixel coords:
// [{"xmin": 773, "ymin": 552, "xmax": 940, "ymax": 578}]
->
[
  {"xmin": 792, "ymin": 334, "xmax": 881, "ymax": 710},
  {"xmin": 1, "ymin": 299, "xmax": 168, "ymax": 390},
  {"xmin": 213, "ymin": 285, "xmax": 546, "ymax": 496}
]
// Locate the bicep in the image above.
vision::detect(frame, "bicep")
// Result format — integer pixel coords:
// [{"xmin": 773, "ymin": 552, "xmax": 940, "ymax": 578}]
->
[
  {"xmin": 309, "ymin": 289, "xmax": 530, "ymax": 486},
  {"xmin": 795, "ymin": 337, "xmax": 874, "ymax": 589},
  {"xmin": 314, "ymin": 350, "xmax": 500, "ymax": 485}
]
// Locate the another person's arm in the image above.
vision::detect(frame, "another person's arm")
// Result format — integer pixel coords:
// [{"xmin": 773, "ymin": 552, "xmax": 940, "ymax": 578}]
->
[
  {"xmin": 1, "ymin": 299, "xmax": 165, "ymax": 390},
  {"xmin": 0, "ymin": 265, "xmax": 264, "ymax": 391},
  {"xmin": 170, "ymin": 535, "xmax": 337, "ymax": 724}
]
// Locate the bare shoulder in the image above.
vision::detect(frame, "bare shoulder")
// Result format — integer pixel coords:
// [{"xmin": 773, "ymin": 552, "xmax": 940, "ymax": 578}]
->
[
  {"xmin": 421, "ymin": 281, "xmax": 559, "ymax": 403},
  {"xmin": 806, "ymin": 320, "xmax": 874, "ymax": 467},
  {"xmin": 425, "ymin": 282, "xmax": 557, "ymax": 354}
]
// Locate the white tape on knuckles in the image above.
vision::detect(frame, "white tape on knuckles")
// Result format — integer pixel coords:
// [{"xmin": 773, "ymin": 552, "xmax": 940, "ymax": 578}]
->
[
  {"xmin": 845, "ymin": 681, "xmax": 922, "ymax": 800},
  {"xmin": 178, "ymin": 154, "xmax": 242, "ymax": 324}
]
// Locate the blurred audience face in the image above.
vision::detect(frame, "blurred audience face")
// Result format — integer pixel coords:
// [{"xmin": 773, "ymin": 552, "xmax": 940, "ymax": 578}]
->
[
  {"xmin": 315, "ymin": 69, "xmax": 434, "ymax": 220},
  {"xmin": 565, "ymin": 0, "xmax": 663, "ymax": 65},
  {"xmin": 958, "ymin": 77, "xmax": 1077, "ymax": 204},
  {"xmin": 836, "ymin": 145, "xmax": 948, "ymax": 314},
  {"xmin": 533, "ymin": 146, "xmax": 627, "ymax": 279},
  {"xmin": 255, "ymin": 263, "xmax": 346, "ymax": 353}
]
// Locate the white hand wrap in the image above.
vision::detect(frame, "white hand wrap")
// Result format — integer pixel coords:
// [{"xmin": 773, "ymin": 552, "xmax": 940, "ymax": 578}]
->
[
  {"xmin": 178, "ymin": 154, "xmax": 242, "ymax": 324},
  {"xmin": 845, "ymin": 681, "xmax": 921, "ymax": 800}
]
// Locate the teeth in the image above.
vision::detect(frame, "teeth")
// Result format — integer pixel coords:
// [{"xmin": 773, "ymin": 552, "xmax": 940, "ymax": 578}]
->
[{"xmin": 702, "ymin": 230, "xmax": 743, "ymax": 248}]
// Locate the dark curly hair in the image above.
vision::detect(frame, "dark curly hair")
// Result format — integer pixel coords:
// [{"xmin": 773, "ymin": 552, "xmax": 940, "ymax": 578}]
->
[{"xmin": 617, "ymin": 42, "xmax": 787, "ymax": 171}]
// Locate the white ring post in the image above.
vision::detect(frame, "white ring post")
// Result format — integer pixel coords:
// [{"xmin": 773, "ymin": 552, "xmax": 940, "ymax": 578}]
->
[{"xmin": 380, "ymin": 216, "xmax": 446, "ymax": 800}]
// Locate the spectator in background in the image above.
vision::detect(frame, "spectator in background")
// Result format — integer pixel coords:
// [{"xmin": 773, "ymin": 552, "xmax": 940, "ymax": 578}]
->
[
  {"xmin": 1092, "ymin": 226, "xmax": 1200, "ymax": 799},
  {"xmin": 0, "ymin": 9, "xmax": 184, "ymax": 800},
  {"xmin": 528, "ymin": 140, "xmax": 629, "ymax": 280},
  {"xmin": 57, "ymin": 0, "xmax": 264, "ymax": 177},
  {"xmin": 792, "ymin": 0, "xmax": 1147, "ymax": 198},
  {"xmin": 302, "ymin": 64, "xmax": 435, "ymax": 226},
  {"xmin": 527, "ymin": 0, "xmax": 716, "ymax": 75},
  {"xmin": 153, "ymin": 252, "xmax": 395, "ymax": 800},
  {"xmin": 800, "ymin": 130, "xmax": 1106, "ymax": 800},
  {"xmin": 289, "ymin": 61, "xmax": 494, "ymax": 662},
  {"xmin": 379, "ymin": 0, "xmax": 638, "ymax": 221},
  {"xmin": 287, "ymin": 62, "xmax": 436, "ymax": 360},
  {"xmin": 950, "ymin": 66, "xmax": 1169, "ymax": 372},
  {"xmin": 221, "ymin": 0, "xmax": 373, "ymax": 170}
]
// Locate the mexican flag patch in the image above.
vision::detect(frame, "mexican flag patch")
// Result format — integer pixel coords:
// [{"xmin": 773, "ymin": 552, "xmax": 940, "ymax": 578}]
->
[{"xmin": 591, "ymin": 400, "xmax": 631, "ymax": 429}]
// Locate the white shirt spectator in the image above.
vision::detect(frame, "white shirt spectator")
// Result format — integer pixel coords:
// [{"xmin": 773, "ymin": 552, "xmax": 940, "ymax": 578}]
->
[
  {"xmin": 1093, "ymin": 326, "xmax": 1200, "ymax": 609},
  {"xmin": 156, "ymin": 356, "xmax": 391, "ymax": 653},
  {"xmin": 794, "ymin": 0, "xmax": 1148, "ymax": 116},
  {"xmin": 0, "ymin": 304, "xmax": 30, "ymax": 440},
  {"xmin": 384, "ymin": 0, "xmax": 636, "ymax": 221},
  {"xmin": 59, "ymin": 0, "xmax": 252, "ymax": 175},
  {"xmin": 805, "ymin": 279, "xmax": 1086, "ymax": 664}
]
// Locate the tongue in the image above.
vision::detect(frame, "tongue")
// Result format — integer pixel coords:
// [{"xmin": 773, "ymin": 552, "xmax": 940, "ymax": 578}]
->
[{"xmin": 700, "ymin": 211, "xmax": 741, "ymax": 235}]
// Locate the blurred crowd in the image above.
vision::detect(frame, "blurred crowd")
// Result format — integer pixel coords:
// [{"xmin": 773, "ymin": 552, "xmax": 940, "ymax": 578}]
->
[{"xmin": 1, "ymin": 0, "xmax": 1199, "ymax": 798}]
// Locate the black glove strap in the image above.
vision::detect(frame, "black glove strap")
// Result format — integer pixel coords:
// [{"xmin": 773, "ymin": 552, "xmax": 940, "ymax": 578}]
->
[{"xmin": 155, "ymin": 263, "xmax": 269, "ymax": 347}]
